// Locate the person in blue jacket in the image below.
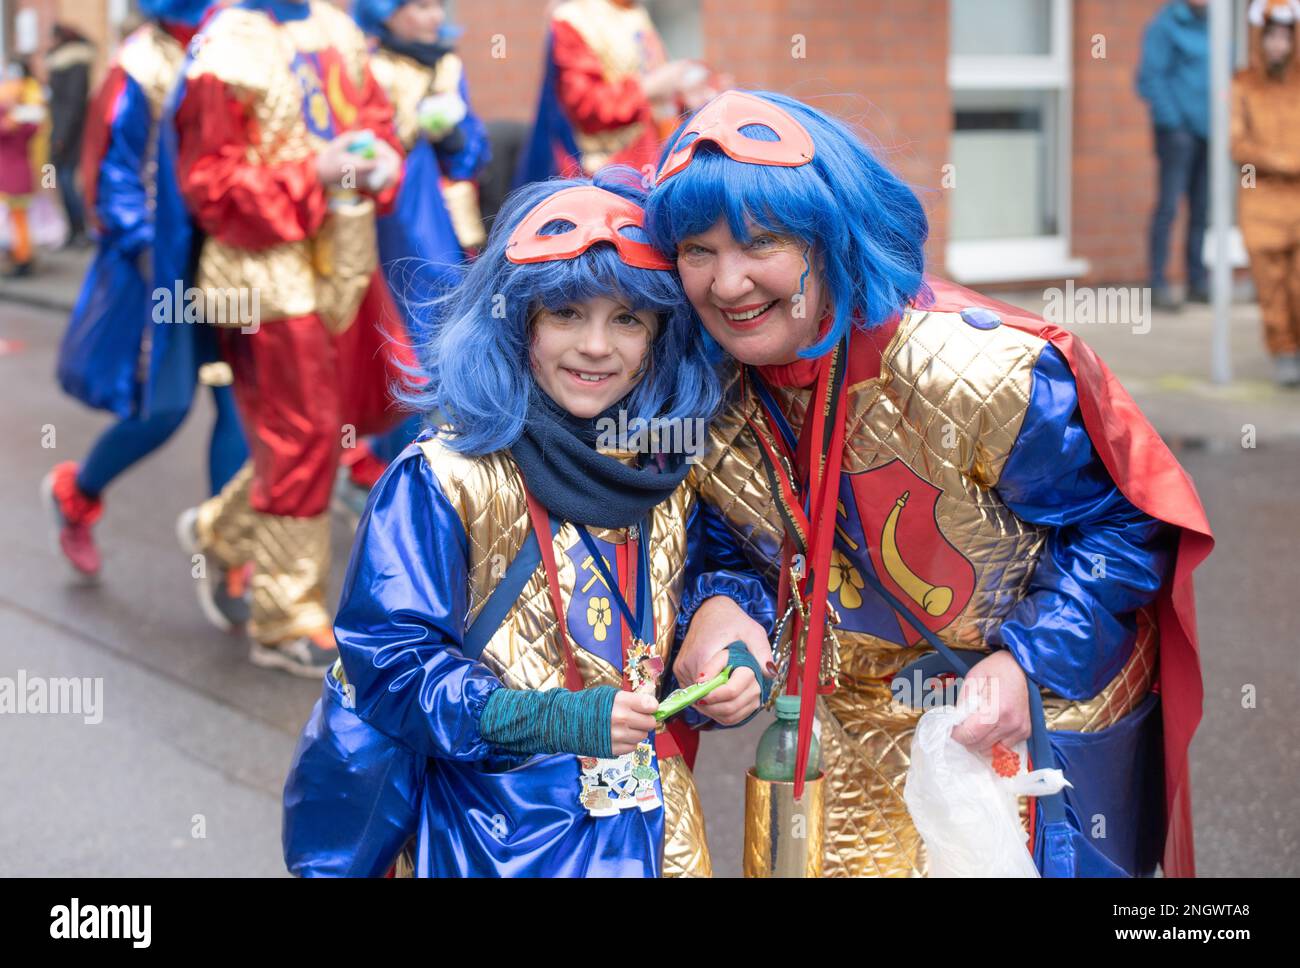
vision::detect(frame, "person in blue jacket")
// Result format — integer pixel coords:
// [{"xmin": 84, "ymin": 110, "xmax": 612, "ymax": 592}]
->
[
  {"xmin": 285, "ymin": 168, "xmax": 775, "ymax": 877},
  {"xmin": 1136, "ymin": 0, "xmax": 1211, "ymax": 310},
  {"xmin": 43, "ymin": 0, "xmax": 248, "ymax": 624}
]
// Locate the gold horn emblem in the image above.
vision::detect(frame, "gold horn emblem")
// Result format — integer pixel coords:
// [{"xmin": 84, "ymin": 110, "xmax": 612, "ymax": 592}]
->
[{"xmin": 880, "ymin": 491, "xmax": 953, "ymax": 617}]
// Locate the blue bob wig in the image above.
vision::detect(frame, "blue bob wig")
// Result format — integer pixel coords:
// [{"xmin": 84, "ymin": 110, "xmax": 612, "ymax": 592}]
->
[
  {"xmin": 646, "ymin": 90, "xmax": 930, "ymax": 359},
  {"xmin": 408, "ymin": 166, "xmax": 722, "ymax": 457}
]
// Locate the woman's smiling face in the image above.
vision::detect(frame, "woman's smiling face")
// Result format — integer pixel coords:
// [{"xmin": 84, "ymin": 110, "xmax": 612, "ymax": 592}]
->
[
  {"xmin": 530, "ymin": 295, "xmax": 658, "ymax": 419},
  {"xmin": 675, "ymin": 218, "xmax": 826, "ymax": 366}
]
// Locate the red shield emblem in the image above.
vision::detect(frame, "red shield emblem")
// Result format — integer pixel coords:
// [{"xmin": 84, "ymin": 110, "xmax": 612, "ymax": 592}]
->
[{"xmin": 839, "ymin": 459, "xmax": 976, "ymax": 645}]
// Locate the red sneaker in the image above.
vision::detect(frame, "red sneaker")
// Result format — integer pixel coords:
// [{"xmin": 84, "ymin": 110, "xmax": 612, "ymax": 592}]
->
[{"xmin": 41, "ymin": 462, "xmax": 104, "ymax": 578}]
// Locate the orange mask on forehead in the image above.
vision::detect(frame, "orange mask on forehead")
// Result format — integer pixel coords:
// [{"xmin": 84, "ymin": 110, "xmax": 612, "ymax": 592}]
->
[
  {"xmin": 505, "ymin": 186, "xmax": 673, "ymax": 270},
  {"xmin": 655, "ymin": 90, "xmax": 815, "ymax": 184}
]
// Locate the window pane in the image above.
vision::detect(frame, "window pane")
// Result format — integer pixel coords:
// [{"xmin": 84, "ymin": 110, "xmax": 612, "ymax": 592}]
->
[
  {"xmin": 950, "ymin": 89, "xmax": 1059, "ymax": 240},
  {"xmin": 951, "ymin": 0, "xmax": 1052, "ymax": 57}
]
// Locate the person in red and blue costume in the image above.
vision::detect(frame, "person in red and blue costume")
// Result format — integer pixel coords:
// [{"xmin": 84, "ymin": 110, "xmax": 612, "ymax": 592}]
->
[
  {"xmin": 44, "ymin": 0, "xmax": 249, "ymax": 613},
  {"xmin": 514, "ymin": 0, "xmax": 721, "ymax": 188},
  {"xmin": 336, "ymin": 0, "xmax": 492, "ymax": 516},
  {"xmin": 655, "ymin": 91, "xmax": 1215, "ymax": 877}
]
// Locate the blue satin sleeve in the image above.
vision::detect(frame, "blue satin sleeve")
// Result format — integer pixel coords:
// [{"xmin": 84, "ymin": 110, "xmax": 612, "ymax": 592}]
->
[
  {"xmin": 97, "ymin": 74, "xmax": 153, "ymax": 257},
  {"xmin": 990, "ymin": 344, "xmax": 1175, "ymax": 700},
  {"xmin": 435, "ymin": 74, "xmax": 490, "ymax": 181},
  {"xmin": 334, "ymin": 444, "xmax": 504, "ymax": 761},
  {"xmin": 677, "ymin": 499, "xmax": 777, "ymax": 639}
]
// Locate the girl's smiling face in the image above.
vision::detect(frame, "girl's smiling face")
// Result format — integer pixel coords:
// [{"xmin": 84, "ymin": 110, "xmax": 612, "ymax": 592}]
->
[
  {"xmin": 675, "ymin": 218, "xmax": 827, "ymax": 367},
  {"xmin": 530, "ymin": 295, "xmax": 658, "ymax": 419}
]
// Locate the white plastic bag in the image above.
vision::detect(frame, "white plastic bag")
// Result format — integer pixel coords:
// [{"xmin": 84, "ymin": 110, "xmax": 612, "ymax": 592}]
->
[{"xmin": 903, "ymin": 701, "xmax": 1071, "ymax": 877}]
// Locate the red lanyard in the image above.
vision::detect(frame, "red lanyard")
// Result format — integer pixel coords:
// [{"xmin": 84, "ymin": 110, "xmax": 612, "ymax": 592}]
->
[{"xmin": 742, "ymin": 334, "xmax": 851, "ymax": 798}]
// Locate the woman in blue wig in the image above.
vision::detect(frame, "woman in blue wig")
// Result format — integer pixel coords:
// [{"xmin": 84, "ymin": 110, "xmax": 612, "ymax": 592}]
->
[
  {"xmin": 650, "ymin": 90, "xmax": 1212, "ymax": 878},
  {"xmin": 288, "ymin": 168, "xmax": 774, "ymax": 877},
  {"xmin": 44, "ymin": 0, "xmax": 249, "ymax": 608},
  {"xmin": 339, "ymin": 0, "xmax": 492, "ymax": 513}
]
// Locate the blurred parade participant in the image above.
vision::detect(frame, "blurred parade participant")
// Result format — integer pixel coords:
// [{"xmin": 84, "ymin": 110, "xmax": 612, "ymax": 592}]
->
[
  {"xmin": 1232, "ymin": 0, "xmax": 1300, "ymax": 388},
  {"xmin": 0, "ymin": 59, "xmax": 45, "ymax": 277},
  {"xmin": 1137, "ymin": 0, "xmax": 1210, "ymax": 310},
  {"xmin": 515, "ymin": 0, "xmax": 719, "ymax": 186},
  {"xmin": 286, "ymin": 171, "xmax": 771, "ymax": 877},
  {"xmin": 45, "ymin": 23, "xmax": 94, "ymax": 248},
  {"xmin": 170, "ymin": 0, "xmax": 405, "ymax": 677},
  {"xmin": 45, "ymin": 1, "xmax": 250, "ymax": 604},
  {"xmin": 652, "ymin": 91, "xmax": 1214, "ymax": 877},
  {"xmin": 337, "ymin": 0, "xmax": 492, "ymax": 515}
]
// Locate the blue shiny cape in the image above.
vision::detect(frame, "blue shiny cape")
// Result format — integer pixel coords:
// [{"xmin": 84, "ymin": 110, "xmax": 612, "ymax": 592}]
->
[
  {"xmin": 513, "ymin": 31, "xmax": 579, "ymax": 189},
  {"xmin": 289, "ymin": 442, "xmax": 769, "ymax": 877},
  {"xmin": 57, "ymin": 58, "xmax": 216, "ymax": 420},
  {"xmin": 144, "ymin": 66, "xmax": 216, "ymax": 419},
  {"xmin": 992, "ymin": 343, "xmax": 1176, "ymax": 876}
]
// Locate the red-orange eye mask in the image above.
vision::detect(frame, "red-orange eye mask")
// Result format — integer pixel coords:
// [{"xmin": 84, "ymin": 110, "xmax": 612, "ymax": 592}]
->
[
  {"xmin": 505, "ymin": 186, "xmax": 673, "ymax": 270},
  {"xmin": 655, "ymin": 90, "xmax": 815, "ymax": 184}
]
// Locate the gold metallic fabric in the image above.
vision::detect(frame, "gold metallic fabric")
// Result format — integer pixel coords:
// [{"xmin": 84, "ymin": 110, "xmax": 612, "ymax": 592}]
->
[
  {"xmin": 196, "ymin": 461, "xmax": 256, "ymax": 569},
  {"xmin": 660, "ymin": 753, "xmax": 713, "ymax": 878},
  {"xmin": 369, "ymin": 48, "xmax": 437, "ymax": 150},
  {"xmin": 313, "ymin": 198, "xmax": 378, "ymax": 333},
  {"xmin": 440, "ymin": 178, "xmax": 485, "ymax": 250},
  {"xmin": 248, "ymin": 510, "xmax": 333, "ymax": 643}
]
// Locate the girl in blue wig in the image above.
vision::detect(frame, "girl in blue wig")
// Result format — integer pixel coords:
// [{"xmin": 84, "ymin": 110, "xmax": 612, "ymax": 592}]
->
[
  {"xmin": 284, "ymin": 167, "xmax": 775, "ymax": 877},
  {"xmin": 44, "ymin": 0, "xmax": 249, "ymax": 611},
  {"xmin": 655, "ymin": 90, "xmax": 1197, "ymax": 880}
]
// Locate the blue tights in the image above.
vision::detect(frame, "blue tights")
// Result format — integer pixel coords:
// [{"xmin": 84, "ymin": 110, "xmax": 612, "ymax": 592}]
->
[{"xmin": 76, "ymin": 384, "xmax": 248, "ymax": 499}]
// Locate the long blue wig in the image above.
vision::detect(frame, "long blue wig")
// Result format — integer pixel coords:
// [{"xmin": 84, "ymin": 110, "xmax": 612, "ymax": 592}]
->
[
  {"xmin": 646, "ymin": 90, "xmax": 930, "ymax": 359},
  {"xmin": 408, "ymin": 166, "xmax": 721, "ymax": 457}
]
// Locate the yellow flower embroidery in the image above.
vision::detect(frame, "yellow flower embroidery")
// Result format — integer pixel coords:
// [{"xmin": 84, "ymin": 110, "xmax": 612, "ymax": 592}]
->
[
  {"xmin": 587, "ymin": 596, "xmax": 613, "ymax": 641},
  {"xmin": 828, "ymin": 550, "xmax": 864, "ymax": 610}
]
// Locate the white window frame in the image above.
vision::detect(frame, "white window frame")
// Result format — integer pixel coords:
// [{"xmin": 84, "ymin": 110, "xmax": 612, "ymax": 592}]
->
[{"xmin": 946, "ymin": 0, "xmax": 1089, "ymax": 283}]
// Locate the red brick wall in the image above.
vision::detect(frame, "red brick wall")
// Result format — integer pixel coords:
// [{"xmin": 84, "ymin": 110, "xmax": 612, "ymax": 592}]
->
[
  {"xmin": 455, "ymin": 0, "xmax": 550, "ymax": 123},
  {"xmin": 1072, "ymin": 0, "xmax": 1170, "ymax": 286}
]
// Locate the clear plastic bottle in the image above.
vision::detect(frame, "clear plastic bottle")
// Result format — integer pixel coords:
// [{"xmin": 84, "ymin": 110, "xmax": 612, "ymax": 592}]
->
[{"xmin": 754, "ymin": 694, "xmax": 820, "ymax": 781}]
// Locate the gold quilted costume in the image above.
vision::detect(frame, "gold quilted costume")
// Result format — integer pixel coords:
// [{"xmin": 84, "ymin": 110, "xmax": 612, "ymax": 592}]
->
[
  {"xmin": 691, "ymin": 307, "xmax": 1159, "ymax": 877},
  {"xmin": 414, "ymin": 437, "xmax": 712, "ymax": 878}
]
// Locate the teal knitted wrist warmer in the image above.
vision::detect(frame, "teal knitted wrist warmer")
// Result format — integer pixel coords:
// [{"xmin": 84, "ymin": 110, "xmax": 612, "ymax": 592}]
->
[{"xmin": 480, "ymin": 685, "xmax": 619, "ymax": 759}]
